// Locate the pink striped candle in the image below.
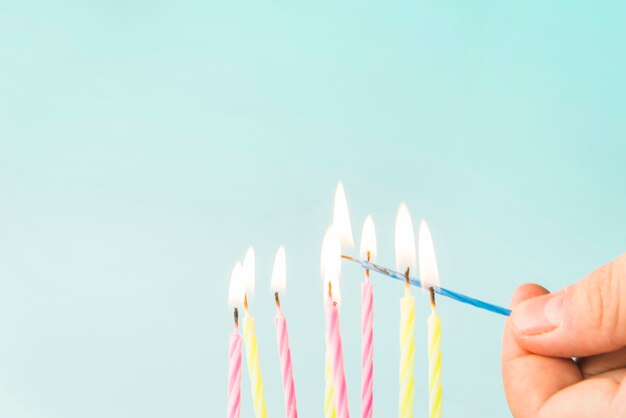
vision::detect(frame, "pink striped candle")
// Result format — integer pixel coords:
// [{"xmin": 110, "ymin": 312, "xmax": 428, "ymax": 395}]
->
[
  {"xmin": 274, "ymin": 304, "xmax": 298, "ymax": 418},
  {"xmin": 327, "ymin": 294, "xmax": 350, "ymax": 418},
  {"xmin": 361, "ymin": 278, "xmax": 373, "ymax": 418},
  {"xmin": 359, "ymin": 216, "xmax": 377, "ymax": 418},
  {"xmin": 227, "ymin": 262, "xmax": 245, "ymax": 418},
  {"xmin": 229, "ymin": 321, "xmax": 243, "ymax": 418},
  {"xmin": 271, "ymin": 246, "xmax": 298, "ymax": 418},
  {"xmin": 321, "ymin": 226, "xmax": 348, "ymax": 418}
]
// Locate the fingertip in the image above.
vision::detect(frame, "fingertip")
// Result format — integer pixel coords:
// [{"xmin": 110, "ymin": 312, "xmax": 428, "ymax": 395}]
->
[
  {"xmin": 503, "ymin": 283, "xmax": 550, "ymax": 360},
  {"xmin": 614, "ymin": 252, "xmax": 626, "ymax": 264},
  {"xmin": 509, "ymin": 283, "xmax": 550, "ymax": 309}
]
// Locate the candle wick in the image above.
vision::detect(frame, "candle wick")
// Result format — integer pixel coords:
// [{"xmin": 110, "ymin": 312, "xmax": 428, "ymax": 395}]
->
[
  {"xmin": 234, "ymin": 307, "xmax": 239, "ymax": 328},
  {"xmin": 404, "ymin": 267, "xmax": 410, "ymax": 289},
  {"xmin": 243, "ymin": 293, "xmax": 249, "ymax": 312},
  {"xmin": 274, "ymin": 291, "xmax": 281, "ymax": 309},
  {"xmin": 429, "ymin": 287, "xmax": 436, "ymax": 308}
]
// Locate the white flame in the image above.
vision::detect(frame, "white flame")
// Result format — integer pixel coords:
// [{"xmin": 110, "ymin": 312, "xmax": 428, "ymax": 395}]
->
[
  {"xmin": 332, "ymin": 181, "xmax": 354, "ymax": 248},
  {"xmin": 394, "ymin": 203, "xmax": 417, "ymax": 274},
  {"xmin": 228, "ymin": 262, "xmax": 245, "ymax": 308},
  {"xmin": 242, "ymin": 246, "xmax": 255, "ymax": 296},
  {"xmin": 359, "ymin": 215, "xmax": 377, "ymax": 262},
  {"xmin": 418, "ymin": 220, "xmax": 440, "ymax": 288},
  {"xmin": 271, "ymin": 246, "xmax": 287, "ymax": 293},
  {"xmin": 320, "ymin": 225, "xmax": 342, "ymax": 304}
]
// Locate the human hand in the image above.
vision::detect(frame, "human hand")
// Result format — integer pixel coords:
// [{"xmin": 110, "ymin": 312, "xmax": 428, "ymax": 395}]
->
[{"xmin": 502, "ymin": 253, "xmax": 626, "ymax": 417}]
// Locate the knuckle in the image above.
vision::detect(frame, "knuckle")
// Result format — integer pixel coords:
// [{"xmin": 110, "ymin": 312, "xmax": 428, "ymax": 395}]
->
[{"xmin": 586, "ymin": 262, "xmax": 624, "ymax": 341}]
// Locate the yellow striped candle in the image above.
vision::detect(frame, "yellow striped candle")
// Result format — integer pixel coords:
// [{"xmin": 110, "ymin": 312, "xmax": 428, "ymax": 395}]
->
[
  {"xmin": 419, "ymin": 220, "xmax": 443, "ymax": 418},
  {"xmin": 427, "ymin": 294, "xmax": 442, "ymax": 418},
  {"xmin": 324, "ymin": 333, "xmax": 337, "ymax": 418},
  {"xmin": 394, "ymin": 203, "xmax": 417, "ymax": 418},
  {"xmin": 399, "ymin": 285, "xmax": 415, "ymax": 418},
  {"xmin": 243, "ymin": 304, "xmax": 268, "ymax": 418}
]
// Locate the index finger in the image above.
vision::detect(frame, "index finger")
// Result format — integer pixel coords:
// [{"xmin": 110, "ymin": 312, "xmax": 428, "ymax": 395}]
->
[{"xmin": 502, "ymin": 284, "xmax": 582, "ymax": 417}]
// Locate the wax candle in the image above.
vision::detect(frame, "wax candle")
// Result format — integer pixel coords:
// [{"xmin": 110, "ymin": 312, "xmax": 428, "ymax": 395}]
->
[
  {"xmin": 229, "ymin": 320, "xmax": 243, "ymax": 418},
  {"xmin": 321, "ymin": 226, "xmax": 350, "ymax": 418},
  {"xmin": 326, "ymin": 284, "xmax": 350, "ymax": 418},
  {"xmin": 427, "ymin": 298, "xmax": 442, "ymax": 418},
  {"xmin": 243, "ymin": 300, "xmax": 267, "ymax": 418},
  {"xmin": 395, "ymin": 203, "xmax": 417, "ymax": 418},
  {"xmin": 399, "ymin": 285, "xmax": 415, "ymax": 418},
  {"xmin": 227, "ymin": 262, "xmax": 245, "ymax": 418},
  {"xmin": 324, "ymin": 333, "xmax": 337, "ymax": 418},
  {"xmin": 321, "ymin": 227, "xmax": 340, "ymax": 418},
  {"xmin": 271, "ymin": 246, "xmax": 298, "ymax": 418},
  {"xmin": 419, "ymin": 221, "xmax": 442, "ymax": 418},
  {"xmin": 359, "ymin": 216, "xmax": 377, "ymax": 418},
  {"xmin": 242, "ymin": 247, "xmax": 268, "ymax": 418}
]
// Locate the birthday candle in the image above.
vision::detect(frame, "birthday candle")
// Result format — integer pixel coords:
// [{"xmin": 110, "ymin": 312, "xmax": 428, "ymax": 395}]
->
[
  {"xmin": 228, "ymin": 262, "xmax": 245, "ymax": 418},
  {"xmin": 327, "ymin": 284, "xmax": 350, "ymax": 418},
  {"xmin": 229, "ymin": 330, "xmax": 243, "ymax": 418},
  {"xmin": 321, "ymin": 226, "xmax": 350, "ymax": 418},
  {"xmin": 324, "ymin": 333, "xmax": 337, "ymax": 418},
  {"xmin": 427, "ymin": 306, "xmax": 442, "ymax": 418},
  {"xmin": 419, "ymin": 221, "xmax": 442, "ymax": 418},
  {"xmin": 271, "ymin": 246, "xmax": 298, "ymax": 418},
  {"xmin": 359, "ymin": 216, "xmax": 377, "ymax": 418},
  {"xmin": 321, "ymin": 227, "xmax": 339, "ymax": 418},
  {"xmin": 242, "ymin": 248, "xmax": 268, "ymax": 418},
  {"xmin": 395, "ymin": 203, "xmax": 417, "ymax": 418},
  {"xmin": 399, "ymin": 286, "xmax": 415, "ymax": 418}
]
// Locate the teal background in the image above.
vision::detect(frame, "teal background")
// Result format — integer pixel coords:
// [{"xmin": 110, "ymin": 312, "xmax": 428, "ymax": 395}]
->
[{"xmin": 1, "ymin": 1, "xmax": 625, "ymax": 417}]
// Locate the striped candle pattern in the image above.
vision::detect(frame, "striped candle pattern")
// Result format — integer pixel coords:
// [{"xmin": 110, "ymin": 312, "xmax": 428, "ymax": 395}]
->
[
  {"xmin": 399, "ymin": 291, "xmax": 415, "ymax": 418},
  {"xmin": 325, "ymin": 333, "xmax": 337, "ymax": 418},
  {"xmin": 361, "ymin": 278, "xmax": 374, "ymax": 418},
  {"xmin": 428, "ymin": 308, "xmax": 442, "ymax": 418},
  {"xmin": 243, "ymin": 313, "xmax": 268, "ymax": 418},
  {"xmin": 327, "ymin": 299, "xmax": 350, "ymax": 418},
  {"xmin": 228, "ymin": 329, "xmax": 242, "ymax": 418},
  {"xmin": 275, "ymin": 309, "xmax": 298, "ymax": 418}
]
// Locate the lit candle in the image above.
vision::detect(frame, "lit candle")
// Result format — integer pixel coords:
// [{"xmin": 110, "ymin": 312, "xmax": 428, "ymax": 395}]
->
[
  {"xmin": 242, "ymin": 247, "xmax": 268, "ymax": 418},
  {"xmin": 321, "ymin": 226, "xmax": 350, "ymax": 418},
  {"xmin": 358, "ymin": 216, "xmax": 377, "ymax": 418},
  {"xmin": 321, "ymin": 232, "xmax": 337, "ymax": 418},
  {"xmin": 324, "ymin": 333, "xmax": 337, "ymax": 418},
  {"xmin": 418, "ymin": 221, "xmax": 442, "ymax": 418},
  {"xmin": 395, "ymin": 203, "xmax": 417, "ymax": 418},
  {"xmin": 228, "ymin": 262, "xmax": 245, "ymax": 418},
  {"xmin": 271, "ymin": 246, "xmax": 298, "ymax": 418}
]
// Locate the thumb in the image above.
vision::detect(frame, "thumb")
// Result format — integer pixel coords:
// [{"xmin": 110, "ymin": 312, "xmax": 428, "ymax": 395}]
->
[{"xmin": 511, "ymin": 253, "xmax": 626, "ymax": 358}]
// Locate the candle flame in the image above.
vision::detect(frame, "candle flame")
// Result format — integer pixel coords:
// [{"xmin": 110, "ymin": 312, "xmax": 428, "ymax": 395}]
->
[
  {"xmin": 418, "ymin": 220, "xmax": 440, "ymax": 289},
  {"xmin": 271, "ymin": 246, "xmax": 287, "ymax": 293},
  {"xmin": 394, "ymin": 203, "xmax": 417, "ymax": 273},
  {"xmin": 359, "ymin": 215, "xmax": 377, "ymax": 262},
  {"xmin": 320, "ymin": 225, "xmax": 342, "ymax": 304},
  {"xmin": 333, "ymin": 181, "xmax": 354, "ymax": 248},
  {"xmin": 228, "ymin": 262, "xmax": 245, "ymax": 308},
  {"xmin": 242, "ymin": 246, "xmax": 255, "ymax": 296}
]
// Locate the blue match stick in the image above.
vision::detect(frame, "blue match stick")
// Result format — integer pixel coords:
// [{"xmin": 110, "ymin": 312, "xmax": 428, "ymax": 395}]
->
[{"xmin": 343, "ymin": 256, "xmax": 511, "ymax": 317}]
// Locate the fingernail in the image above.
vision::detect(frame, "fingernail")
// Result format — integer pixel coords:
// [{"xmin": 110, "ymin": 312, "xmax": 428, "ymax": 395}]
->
[{"xmin": 512, "ymin": 291, "xmax": 565, "ymax": 336}]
